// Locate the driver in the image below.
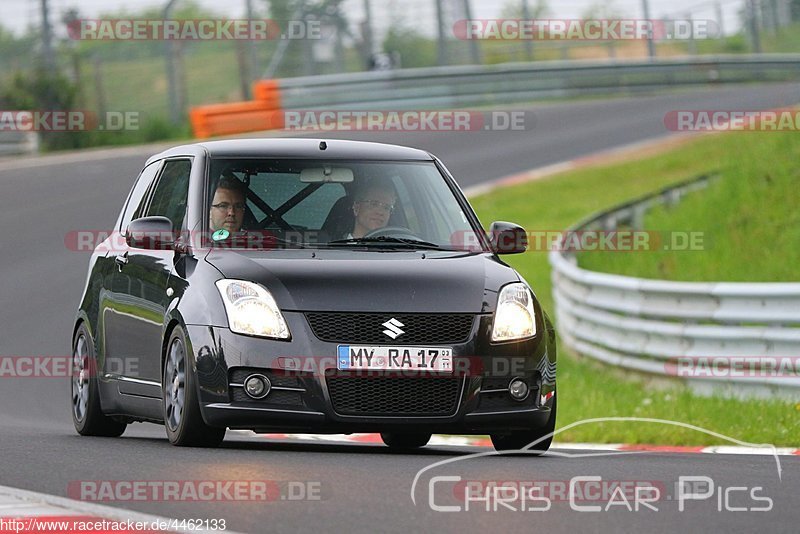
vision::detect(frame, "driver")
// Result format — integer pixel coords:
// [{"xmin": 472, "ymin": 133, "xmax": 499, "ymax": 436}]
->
[
  {"xmin": 349, "ymin": 178, "xmax": 397, "ymax": 238},
  {"xmin": 209, "ymin": 175, "xmax": 248, "ymax": 233}
]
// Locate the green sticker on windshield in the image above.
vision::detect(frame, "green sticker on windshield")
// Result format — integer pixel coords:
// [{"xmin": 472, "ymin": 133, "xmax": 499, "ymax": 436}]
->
[{"xmin": 212, "ymin": 229, "xmax": 230, "ymax": 241}]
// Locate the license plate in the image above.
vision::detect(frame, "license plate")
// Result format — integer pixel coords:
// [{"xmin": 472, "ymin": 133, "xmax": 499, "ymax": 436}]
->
[{"xmin": 337, "ymin": 345, "xmax": 453, "ymax": 372}]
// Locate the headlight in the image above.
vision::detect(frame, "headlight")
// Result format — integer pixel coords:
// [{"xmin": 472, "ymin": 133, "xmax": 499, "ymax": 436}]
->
[
  {"xmin": 491, "ymin": 283, "xmax": 537, "ymax": 342},
  {"xmin": 215, "ymin": 280, "xmax": 290, "ymax": 340}
]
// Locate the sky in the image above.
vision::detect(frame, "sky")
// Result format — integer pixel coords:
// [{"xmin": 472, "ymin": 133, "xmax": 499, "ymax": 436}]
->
[{"xmin": 2, "ymin": 0, "xmax": 745, "ymax": 39}]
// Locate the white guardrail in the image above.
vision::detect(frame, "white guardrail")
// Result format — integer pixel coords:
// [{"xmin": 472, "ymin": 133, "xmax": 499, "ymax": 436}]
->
[
  {"xmin": 548, "ymin": 174, "xmax": 800, "ymax": 398},
  {"xmin": 0, "ymin": 129, "xmax": 37, "ymax": 156},
  {"xmin": 278, "ymin": 54, "xmax": 800, "ymax": 110}
]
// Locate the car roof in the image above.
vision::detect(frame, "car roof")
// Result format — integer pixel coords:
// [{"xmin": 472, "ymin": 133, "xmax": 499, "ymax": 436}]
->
[{"xmin": 145, "ymin": 138, "xmax": 434, "ymax": 165}]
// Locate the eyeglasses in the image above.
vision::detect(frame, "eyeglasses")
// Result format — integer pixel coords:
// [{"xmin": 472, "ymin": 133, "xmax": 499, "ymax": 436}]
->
[
  {"xmin": 211, "ymin": 203, "xmax": 246, "ymax": 212},
  {"xmin": 358, "ymin": 199, "xmax": 395, "ymax": 212}
]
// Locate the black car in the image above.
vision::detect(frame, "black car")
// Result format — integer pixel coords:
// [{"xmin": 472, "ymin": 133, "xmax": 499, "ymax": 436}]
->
[{"xmin": 71, "ymin": 138, "xmax": 557, "ymax": 452}]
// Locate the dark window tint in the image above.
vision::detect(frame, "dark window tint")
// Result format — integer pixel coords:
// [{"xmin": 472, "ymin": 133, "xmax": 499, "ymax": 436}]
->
[
  {"xmin": 205, "ymin": 159, "xmax": 479, "ymax": 250},
  {"xmin": 119, "ymin": 162, "xmax": 160, "ymax": 231},
  {"xmin": 146, "ymin": 159, "xmax": 192, "ymax": 230},
  {"xmin": 247, "ymin": 172, "xmax": 346, "ymax": 229}
]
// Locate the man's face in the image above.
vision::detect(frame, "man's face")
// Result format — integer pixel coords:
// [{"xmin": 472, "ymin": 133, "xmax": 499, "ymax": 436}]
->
[
  {"xmin": 353, "ymin": 188, "xmax": 396, "ymax": 237},
  {"xmin": 209, "ymin": 188, "xmax": 245, "ymax": 232}
]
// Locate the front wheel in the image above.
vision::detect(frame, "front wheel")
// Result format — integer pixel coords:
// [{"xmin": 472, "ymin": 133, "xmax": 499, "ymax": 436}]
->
[
  {"xmin": 163, "ymin": 325, "xmax": 225, "ymax": 447},
  {"xmin": 491, "ymin": 395, "xmax": 557, "ymax": 454},
  {"xmin": 380, "ymin": 432, "xmax": 432, "ymax": 450},
  {"xmin": 71, "ymin": 324, "xmax": 127, "ymax": 437}
]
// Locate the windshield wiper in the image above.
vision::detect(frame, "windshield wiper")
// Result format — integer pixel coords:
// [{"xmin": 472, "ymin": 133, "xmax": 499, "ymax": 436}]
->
[{"xmin": 326, "ymin": 236, "xmax": 447, "ymax": 250}]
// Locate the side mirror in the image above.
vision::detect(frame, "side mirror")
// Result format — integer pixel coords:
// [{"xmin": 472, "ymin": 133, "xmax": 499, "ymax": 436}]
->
[
  {"xmin": 125, "ymin": 216, "xmax": 174, "ymax": 250},
  {"xmin": 489, "ymin": 221, "xmax": 527, "ymax": 254}
]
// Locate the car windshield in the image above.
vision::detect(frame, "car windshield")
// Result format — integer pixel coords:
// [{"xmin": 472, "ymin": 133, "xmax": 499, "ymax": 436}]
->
[{"xmin": 206, "ymin": 158, "xmax": 485, "ymax": 251}]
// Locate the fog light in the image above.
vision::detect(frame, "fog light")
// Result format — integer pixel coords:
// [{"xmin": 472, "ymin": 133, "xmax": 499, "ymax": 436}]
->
[
  {"xmin": 244, "ymin": 374, "xmax": 271, "ymax": 399},
  {"xmin": 508, "ymin": 378, "xmax": 529, "ymax": 401}
]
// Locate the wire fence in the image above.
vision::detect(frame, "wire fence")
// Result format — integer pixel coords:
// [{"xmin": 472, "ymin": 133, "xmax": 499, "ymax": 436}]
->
[{"xmin": 1, "ymin": 0, "xmax": 797, "ymax": 127}]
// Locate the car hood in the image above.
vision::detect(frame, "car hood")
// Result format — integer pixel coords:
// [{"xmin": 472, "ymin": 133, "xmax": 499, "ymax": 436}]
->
[{"xmin": 204, "ymin": 249, "xmax": 519, "ymax": 313}]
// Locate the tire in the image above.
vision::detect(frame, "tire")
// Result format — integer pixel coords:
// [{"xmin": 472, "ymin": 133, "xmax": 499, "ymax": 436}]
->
[
  {"xmin": 380, "ymin": 432, "xmax": 432, "ymax": 449},
  {"xmin": 71, "ymin": 324, "xmax": 127, "ymax": 437},
  {"xmin": 491, "ymin": 395, "xmax": 557, "ymax": 454},
  {"xmin": 163, "ymin": 325, "xmax": 225, "ymax": 447}
]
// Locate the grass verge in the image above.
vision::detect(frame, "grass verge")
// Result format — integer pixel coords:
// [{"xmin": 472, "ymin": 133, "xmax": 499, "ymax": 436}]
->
[
  {"xmin": 578, "ymin": 133, "xmax": 800, "ymax": 281},
  {"xmin": 469, "ymin": 131, "xmax": 799, "ymax": 446}
]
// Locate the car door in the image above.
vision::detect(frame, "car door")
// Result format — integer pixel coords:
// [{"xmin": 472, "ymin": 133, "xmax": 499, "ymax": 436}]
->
[
  {"xmin": 102, "ymin": 161, "xmax": 161, "ymax": 390},
  {"xmin": 107, "ymin": 158, "xmax": 192, "ymax": 397}
]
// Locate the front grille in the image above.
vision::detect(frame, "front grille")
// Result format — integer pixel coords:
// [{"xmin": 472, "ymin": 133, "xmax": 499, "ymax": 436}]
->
[
  {"xmin": 305, "ymin": 313, "xmax": 474, "ymax": 344},
  {"xmin": 326, "ymin": 370, "xmax": 463, "ymax": 416},
  {"xmin": 231, "ymin": 389, "xmax": 303, "ymax": 405}
]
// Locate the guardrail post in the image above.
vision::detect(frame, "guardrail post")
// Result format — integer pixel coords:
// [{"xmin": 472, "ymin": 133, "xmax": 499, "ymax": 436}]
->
[
  {"xmin": 462, "ymin": 0, "xmax": 481, "ymax": 64},
  {"xmin": 632, "ymin": 205, "xmax": 646, "ymax": 230},
  {"xmin": 641, "ymin": 0, "xmax": 656, "ymax": 58},
  {"xmin": 521, "ymin": 0, "xmax": 534, "ymax": 60},
  {"xmin": 0, "ymin": 128, "xmax": 39, "ymax": 156},
  {"xmin": 435, "ymin": 0, "xmax": 448, "ymax": 66}
]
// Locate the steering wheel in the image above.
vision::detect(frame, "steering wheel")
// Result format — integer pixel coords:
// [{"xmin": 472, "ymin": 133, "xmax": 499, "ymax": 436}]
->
[{"xmin": 363, "ymin": 226, "xmax": 420, "ymax": 240}]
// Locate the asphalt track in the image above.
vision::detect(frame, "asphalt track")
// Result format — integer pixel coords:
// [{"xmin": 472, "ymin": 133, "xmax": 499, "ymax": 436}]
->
[{"xmin": 0, "ymin": 84, "xmax": 799, "ymax": 533}]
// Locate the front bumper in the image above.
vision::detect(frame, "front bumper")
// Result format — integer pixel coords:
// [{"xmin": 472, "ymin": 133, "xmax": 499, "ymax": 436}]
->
[{"xmin": 185, "ymin": 312, "xmax": 556, "ymax": 434}]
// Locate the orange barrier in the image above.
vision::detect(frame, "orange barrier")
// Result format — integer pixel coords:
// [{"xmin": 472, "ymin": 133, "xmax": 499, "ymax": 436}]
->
[
  {"xmin": 252, "ymin": 79, "xmax": 281, "ymax": 106},
  {"xmin": 189, "ymin": 80, "xmax": 284, "ymax": 139}
]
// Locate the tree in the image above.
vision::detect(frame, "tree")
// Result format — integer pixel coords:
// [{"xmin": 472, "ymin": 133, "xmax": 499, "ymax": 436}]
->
[
  {"xmin": 69, "ymin": 0, "xmax": 229, "ymax": 61},
  {"xmin": 383, "ymin": 25, "xmax": 437, "ymax": 69},
  {"xmin": 261, "ymin": 0, "xmax": 352, "ymax": 77},
  {"xmin": 0, "ymin": 68, "xmax": 82, "ymax": 150},
  {"xmin": 0, "ymin": 25, "xmax": 38, "ymax": 73},
  {"xmin": 500, "ymin": 0, "xmax": 550, "ymax": 19},
  {"xmin": 580, "ymin": 1, "xmax": 623, "ymax": 20}
]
